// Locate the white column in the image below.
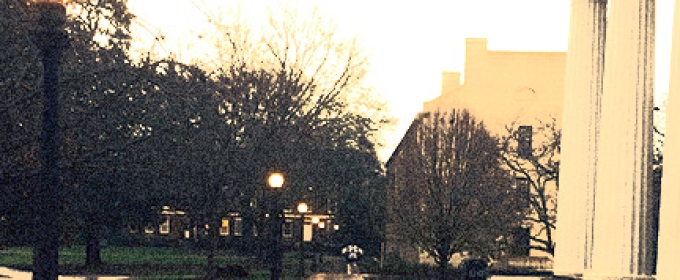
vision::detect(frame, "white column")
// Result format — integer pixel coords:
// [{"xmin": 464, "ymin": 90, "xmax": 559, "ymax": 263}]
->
[
  {"xmin": 587, "ymin": 0, "xmax": 656, "ymax": 278},
  {"xmin": 553, "ymin": 0, "xmax": 607, "ymax": 277},
  {"xmin": 656, "ymin": 0, "xmax": 680, "ymax": 279}
]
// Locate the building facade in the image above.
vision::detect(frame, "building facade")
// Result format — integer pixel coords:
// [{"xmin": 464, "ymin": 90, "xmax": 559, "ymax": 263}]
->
[
  {"xmin": 424, "ymin": 38, "xmax": 565, "ymax": 134},
  {"xmin": 386, "ymin": 38, "xmax": 566, "ymax": 265}
]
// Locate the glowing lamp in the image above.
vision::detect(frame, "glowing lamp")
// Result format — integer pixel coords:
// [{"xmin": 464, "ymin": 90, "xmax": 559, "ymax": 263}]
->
[
  {"xmin": 268, "ymin": 172, "xmax": 284, "ymax": 189},
  {"xmin": 297, "ymin": 202, "xmax": 308, "ymax": 214}
]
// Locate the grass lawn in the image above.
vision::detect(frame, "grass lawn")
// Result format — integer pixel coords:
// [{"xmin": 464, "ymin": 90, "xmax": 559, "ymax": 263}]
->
[{"xmin": 0, "ymin": 246, "xmax": 307, "ymax": 279}]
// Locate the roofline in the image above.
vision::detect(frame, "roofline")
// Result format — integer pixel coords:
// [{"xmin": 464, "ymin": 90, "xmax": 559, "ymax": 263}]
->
[{"xmin": 385, "ymin": 112, "xmax": 430, "ymax": 168}]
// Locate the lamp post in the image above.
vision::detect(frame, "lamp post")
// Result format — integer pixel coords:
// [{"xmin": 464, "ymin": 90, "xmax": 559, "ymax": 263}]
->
[
  {"xmin": 311, "ymin": 217, "xmax": 322, "ymax": 273},
  {"xmin": 296, "ymin": 202, "xmax": 308, "ymax": 277},
  {"xmin": 311, "ymin": 216, "xmax": 319, "ymax": 247},
  {"xmin": 267, "ymin": 172, "xmax": 284, "ymax": 280},
  {"xmin": 30, "ymin": 1, "xmax": 68, "ymax": 280}
]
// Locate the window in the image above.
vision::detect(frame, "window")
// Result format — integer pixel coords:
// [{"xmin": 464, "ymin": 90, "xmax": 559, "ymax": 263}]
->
[
  {"xmin": 128, "ymin": 224, "xmax": 139, "ymax": 234},
  {"xmin": 144, "ymin": 225, "xmax": 154, "ymax": 234},
  {"xmin": 516, "ymin": 177, "xmax": 530, "ymax": 208},
  {"xmin": 220, "ymin": 219, "xmax": 230, "ymax": 236},
  {"xmin": 283, "ymin": 221, "xmax": 293, "ymax": 238},
  {"xmin": 518, "ymin": 125, "xmax": 533, "ymax": 158},
  {"xmin": 329, "ymin": 201, "xmax": 338, "ymax": 214},
  {"xmin": 233, "ymin": 217, "xmax": 243, "ymax": 236},
  {"xmin": 159, "ymin": 218, "xmax": 170, "ymax": 235},
  {"xmin": 510, "ymin": 227, "xmax": 531, "ymax": 256}
]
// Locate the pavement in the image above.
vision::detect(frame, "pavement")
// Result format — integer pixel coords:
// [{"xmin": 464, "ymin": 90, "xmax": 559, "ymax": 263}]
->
[
  {"xmin": 488, "ymin": 277, "xmax": 543, "ymax": 280},
  {"xmin": 306, "ymin": 259, "xmax": 545, "ymax": 280},
  {"xmin": 307, "ymin": 274, "xmax": 544, "ymax": 280},
  {"xmin": 0, "ymin": 264, "xmax": 544, "ymax": 280},
  {"xmin": 307, "ymin": 255, "xmax": 546, "ymax": 279},
  {"xmin": 306, "ymin": 258, "xmax": 546, "ymax": 280},
  {"xmin": 0, "ymin": 267, "xmax": 128, "ymax": 280}
]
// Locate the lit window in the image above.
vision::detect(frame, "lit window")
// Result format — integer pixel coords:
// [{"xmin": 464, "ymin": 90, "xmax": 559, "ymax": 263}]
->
[
  {"xmin": 220, "ymin": 219, "xmax": 230, "ymax": 236},
  {"xmin": 144, "ymin": 225, "xmax": 154, "ymax": 234},
  {"xmin": 128, "ymin": 224, "xmax": 139, "ymax": 234},
  {"xmin": 159, "ymin": 218, "xmax": 170, "ymax": 235}
]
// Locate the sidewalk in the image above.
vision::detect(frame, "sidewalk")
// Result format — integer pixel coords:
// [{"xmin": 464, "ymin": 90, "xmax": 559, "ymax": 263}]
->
[
  {"xmin": 307, "ymin": 274, "xmax": 544, "ymax": 280},
  {"xmin": 0, "ymin": 267, "xmax": 128, "ymax": 280},
  {"xmin": 306, "ymin": 257, "xmax": 545, "ymax": 280},
  {"xmin": 489, "ymin": 277, "xmax": 543, "ymax": 280}
]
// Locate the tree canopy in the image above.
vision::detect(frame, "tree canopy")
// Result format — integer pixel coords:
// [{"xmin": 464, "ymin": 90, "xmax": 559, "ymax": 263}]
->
[{"xmin": 0, "ymin": 0, "xmax": 390, "ymax": 273}]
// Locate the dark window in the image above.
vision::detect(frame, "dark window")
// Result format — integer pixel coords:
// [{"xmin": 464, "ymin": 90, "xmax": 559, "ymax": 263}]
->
[
  {"xmin": 233, "ymin": 217, "xmax": 243, "ymax": 236},
  {"xmin": 283, "ymin": 221, "xmax": 293, "ymax": 237},
  {"xmin": 510, "ymin": 227, "xmax": 531, "ymax": 256},
  {"xmin": 516, "ymin": 177, "xmax": 530, "ymax": 208},
  {"xmin": 518, "ymin": 125, "xmax": 533, "ymax": 158}
]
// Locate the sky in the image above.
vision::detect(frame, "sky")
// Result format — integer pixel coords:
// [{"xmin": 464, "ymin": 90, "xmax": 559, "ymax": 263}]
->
[{"xmin": 124, "ymin": 0, "xmax": 676, "ymax": 161}]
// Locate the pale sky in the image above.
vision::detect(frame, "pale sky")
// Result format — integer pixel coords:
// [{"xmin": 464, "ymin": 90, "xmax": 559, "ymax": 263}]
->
[{"xmin": 125, "ymin": 0, "xmax": 676, "ymax": 161}]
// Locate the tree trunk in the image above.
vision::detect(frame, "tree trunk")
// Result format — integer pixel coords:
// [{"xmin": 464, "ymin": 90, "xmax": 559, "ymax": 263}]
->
[
  {"xmin": 437, "ymin": 257, "xmax": 449, "ymax": 279},
  {"xmin": 269, "ymin": 207, "xmax": 284, "ymax": 280},
  {"xmin": 435, "ymin": 249, "xmax": 450, "ymax": 280},
  {"xmin": 205, "ymin": 216, "xmax": 220, "ymax": 278},
  {"xmin": 241, "ymin": 211, "xmax": 256, "ymax": 255},
  {"xmin": 85, "ymin": 217, "xmax": 103, "ymax": 268}
]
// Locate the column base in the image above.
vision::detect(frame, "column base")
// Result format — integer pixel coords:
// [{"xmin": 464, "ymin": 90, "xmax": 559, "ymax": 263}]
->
[
  {"xmin": 581, "ymin": 274, "xmax": 655, "ymax": 280},
  {"xmin": 547, "ymin": 273, "xmax": 655, "ymax": 280},
  {"xmin": 551, "ymin": 271, "xmax": 583, "ymax": 279}
]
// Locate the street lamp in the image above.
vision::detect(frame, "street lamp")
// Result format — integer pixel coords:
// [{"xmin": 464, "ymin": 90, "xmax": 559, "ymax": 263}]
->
[
  {"xmin": 297, "ymin": 202, "xmax": 308, "ymax": 214},
  {"xmin": 297, "ymin": 202, "xmax": 308, "ymax": 277},
  {"xmin": 267, "ymin": 172, "xmax": 284, "ymax": 280},
  {"xmin": 268, "ymin": 172, "xmax": 284, "ymax": 189},
  {"xmin": 311, "ymin": 217, "xmax": 323, "ymax": 273},
  {"xmin": 30, "ymin": 1, "xmax": 69, "ymax": 279}
]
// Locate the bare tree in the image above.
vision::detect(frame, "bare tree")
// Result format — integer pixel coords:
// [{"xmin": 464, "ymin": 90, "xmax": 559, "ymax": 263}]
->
[
  {"xmin": 389, "ymin": 109, "xmax": 524, "ymax": 271},
  {"xmin": 499, "ymin": 119, "xmax": 560, "ymax": 256},
  {"xmin": 200, "ymin": 1, "xmax": 390, "ymax": 234},
  {"xmin": 198, "ymin": 4, "xmax": 390, "ymax": 145}
]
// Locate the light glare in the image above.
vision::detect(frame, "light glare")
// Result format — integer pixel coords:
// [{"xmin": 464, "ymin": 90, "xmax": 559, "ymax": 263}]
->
[
  {"xmin": 297, "ymin": 202, "xmax": 308, "ymax": 214},
  {"xmin": 268, "ymin": 172, "xmax": 284, "ymax": 188}
]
